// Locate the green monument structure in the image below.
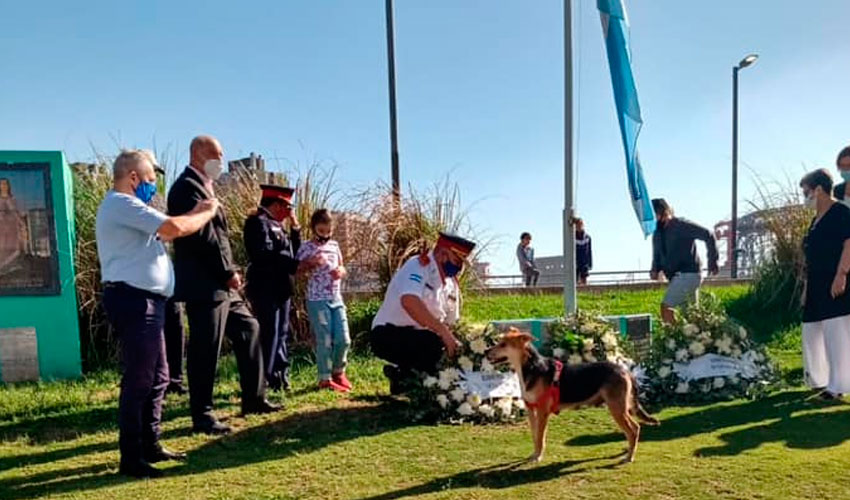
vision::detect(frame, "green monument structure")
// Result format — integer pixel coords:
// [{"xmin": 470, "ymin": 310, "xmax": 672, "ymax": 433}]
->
[{"xmin": 0, "ymin": 151, "xmax": 81, "ymax": 382}]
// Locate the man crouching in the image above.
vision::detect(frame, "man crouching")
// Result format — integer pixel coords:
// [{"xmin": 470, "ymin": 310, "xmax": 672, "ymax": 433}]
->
[{"xmin": 370, "ymin": 233, "xmax": 476, "ymax": 394}]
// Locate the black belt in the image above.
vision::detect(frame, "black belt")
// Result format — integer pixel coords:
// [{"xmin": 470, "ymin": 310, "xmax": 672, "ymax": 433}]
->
[{"xmin": 103, "ymin": 281, "xmax": 167, "ymax": 300}]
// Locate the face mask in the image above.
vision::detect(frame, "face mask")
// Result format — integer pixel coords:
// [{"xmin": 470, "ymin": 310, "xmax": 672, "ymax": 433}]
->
[
  {"xmin": 203, "ymin": 159, "xmax": 224, "ymax": 181},
  {"xmin": 840, "ymin": 171, "xmax": 850, "ymax": 182},
  {"xmin": 442, "ymin": 260, "xmax": 463, "ymax": 278},
  {"xmin": 134, "ymin": 181, "xmax": 157, "ymax": 204},
  {"xmin": 804, "ymin": 193, "xmax": 817, "ymax": 209},
  {"xmin": 315, "ymin": 235, "xmax": 330, "ymax": 244}
]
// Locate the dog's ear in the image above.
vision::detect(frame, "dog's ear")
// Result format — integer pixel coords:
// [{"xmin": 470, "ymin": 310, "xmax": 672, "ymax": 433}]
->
[
  {"xmin": 504, "ymin": 328, "xmax": 534, "ymax": 345},
  {"xmin": 517, "ymin": 332, "xmax": 534, "ymax": 345}
]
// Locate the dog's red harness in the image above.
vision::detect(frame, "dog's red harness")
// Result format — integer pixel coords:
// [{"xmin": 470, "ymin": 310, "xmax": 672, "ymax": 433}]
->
[{"xmin": 524, "ymin": 359, "xmax": 563, "ymax": 415}]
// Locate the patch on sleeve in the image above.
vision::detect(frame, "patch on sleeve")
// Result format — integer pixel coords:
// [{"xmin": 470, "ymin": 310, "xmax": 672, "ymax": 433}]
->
[{"xmin": 409, "ymin": 273, "xmax": 423, "ymax": 283}]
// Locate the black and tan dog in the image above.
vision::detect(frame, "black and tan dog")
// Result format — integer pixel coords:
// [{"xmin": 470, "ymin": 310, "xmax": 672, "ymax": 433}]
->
[{"xmin": 486, "ymin": 328, "xmax": 658, "ymax": 463}]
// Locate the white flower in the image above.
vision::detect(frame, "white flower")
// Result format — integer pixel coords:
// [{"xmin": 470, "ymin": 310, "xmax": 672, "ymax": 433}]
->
[
  {"xmin": 423, "ymin": 376, "xmax": 438, "ymax": 388},
  {"xmin": 478, "ymin": 404, "xmax": 495, "ymax": 418},
  {"xmin": 665, "ymin": 338, "xmax": 677, "ymax": 350},
  {"xmin": 513, "ymin": 399, "xmax": 526, "ymax": 410},
  {"xmin": 713, "ymin": 377, "xmax": 725, "ymax": 389},
  {"xmin": 662, "ymin": 358, "xmax": 674, "ymax": 365},
  {"xmin": 582, "ymin": 338, "xmax": 595, "ymax": 352},
  {"xmin": 567, "ymin": 354, "xmax": 583, "ymax": 366},
  {"xmin": 730, "ymin": 347, "xmax": 742, "ymax": 359},
  {"xmin": 738, "ymin": 326, "xmax": 748, "ymax": 340},
  {"xmin": 658, "ymin": 366, "xmax": 672, "ymax": 378},
  {"xmin": 583, "ymin": 353, "xmax": 598, "ymax": 363},
  {"xmin": 458, "ymin": 356, "xmax": 474, "ymax": 372},
  {"xmin": 469, "ymin": 338, "xmax": 488, "ymax": 355},
  {"xmin": 436, "ymin": 394, "xmax": 449, "ymax": 408},
  {"xmin": 437, "ymin": 378, "xmax": 453, "ymax": 390},
  {"xmin": 457, "ymin": 402, "xmax": 474, "ymax": 416},
  {"xmin": 495, "ymin": 398, "xmax": 514, "ymax": 416},
  {"xmin": 700, "ymin": 383, "xmax": 711, "ymax": 393},
  {"xmin": 675, "ymin": 349, "xmax": 689, "ymax": 362},
  {"xmin": 675, "ymin": 382, "xmax": 689, "ymax": 394},
  {"xmin": 450, "ymin": 387, "xmax": 466, "ymax": 402},
  {"xmin": 728, "ymin": 375, "xmax": 740, "ymax": 385},
  {"xmin": 552, "ymin": 347, "xmax": 566, "ymax": 358},
  {"xmin": 714, "ymin": 336, "xmax": 733, "ymax": 355},
  {"xmin": 466, "ymin": 393, "xmax": 482, "ymax": 407},
  {"xmin": 480, "ymin": 359, "xmax": 495, "ymax": 373},
  {"xmin": 683, "ymin": 324, "xmax": 700, "ymax": 336},
  {"xmin": 688, "ymin": 341, "xmax": 706, "ymax": 357},
  {"xmin": 602, "ymin": 333, "xmax": 618, "ymax": 348}
]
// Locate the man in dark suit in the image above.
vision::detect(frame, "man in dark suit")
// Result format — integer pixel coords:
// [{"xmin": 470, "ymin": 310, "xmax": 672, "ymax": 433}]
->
[
  {"xmin": 243, "ymin": 184, "xmax": 302, "ymax": 391},
  {"xmin": 167, "ymin": 135, "xmax": 280, "ymax": 435}
]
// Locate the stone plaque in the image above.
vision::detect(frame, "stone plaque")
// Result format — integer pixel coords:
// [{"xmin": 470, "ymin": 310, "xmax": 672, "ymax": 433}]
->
[{"xmin": 0, "ymin": 327, "xmax": 40, "ymax": 382}]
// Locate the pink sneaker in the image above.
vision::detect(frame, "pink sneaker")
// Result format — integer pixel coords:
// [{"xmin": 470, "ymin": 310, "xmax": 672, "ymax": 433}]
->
[
  {"xmin": 319, "ymin": 379, "xmax": 349, "ymax": 393},
  {"xmin": 333, "ymin": 372, "xmax": 353, "ymax": 391}
]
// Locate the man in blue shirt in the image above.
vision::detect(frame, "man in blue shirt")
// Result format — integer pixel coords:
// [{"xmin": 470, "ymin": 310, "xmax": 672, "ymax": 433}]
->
[{"xmin": 96, "ymin": 149, "xmax": 218, "ymax": 478}]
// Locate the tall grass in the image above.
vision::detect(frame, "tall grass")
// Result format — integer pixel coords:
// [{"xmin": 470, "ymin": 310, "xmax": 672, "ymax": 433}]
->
[{"xmin": 727, "ymin": 175, "xmax": 810, "ymax": 342}]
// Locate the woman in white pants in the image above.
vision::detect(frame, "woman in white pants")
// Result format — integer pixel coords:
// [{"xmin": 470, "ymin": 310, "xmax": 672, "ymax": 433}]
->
[{"xmin": 800, "ymin": 168, "xmax": 850, "ymax": 400}]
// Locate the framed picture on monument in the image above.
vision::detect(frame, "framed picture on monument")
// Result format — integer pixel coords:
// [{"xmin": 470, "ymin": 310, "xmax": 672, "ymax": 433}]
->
[{"xmin": 0, "ymin": 162, "xmax": 60, "ymax": 296}]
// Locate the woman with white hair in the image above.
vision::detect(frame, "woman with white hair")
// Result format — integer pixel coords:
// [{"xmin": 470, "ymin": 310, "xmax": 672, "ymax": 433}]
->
[{"xmin": 800, "ymin": 168, "xmax": 850, "ymax": 400}]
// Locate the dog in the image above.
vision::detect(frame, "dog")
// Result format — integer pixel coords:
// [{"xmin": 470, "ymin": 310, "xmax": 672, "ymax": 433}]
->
[{"xmin": 485, "ymin": 328, "xmax": 658, "ymax": 463}]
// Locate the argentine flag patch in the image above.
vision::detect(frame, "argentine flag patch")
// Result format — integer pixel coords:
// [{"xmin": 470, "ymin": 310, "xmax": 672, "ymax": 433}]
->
[{"xmin": 409, "ymin": 273, "xmax": 423, "ymax": 283}]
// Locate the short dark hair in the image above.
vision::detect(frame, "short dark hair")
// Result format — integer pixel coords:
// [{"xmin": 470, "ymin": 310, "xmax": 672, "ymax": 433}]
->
[
  {"xmin": 651, "ymin": 198, "xmax": 672, "ymax": 218},
  {"xmin": 800, "ymin": 168, "xmax": 834, "ymax": 194},
  {"xmin": 837, "ymin": 146, "xmax": 850, "ymax": 166},
  {"xmin": 520, "ymin": 232, "xmax": 531, "ymax": 240},
  {"xmin": 310, "ymin": 208, "xmax": 333, "ymax": 229}
]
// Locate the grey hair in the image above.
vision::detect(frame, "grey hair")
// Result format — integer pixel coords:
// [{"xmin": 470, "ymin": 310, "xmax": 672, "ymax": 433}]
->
[{"xmin": 112, "ymin": 149, "xmax": 156, "ymax": 180}]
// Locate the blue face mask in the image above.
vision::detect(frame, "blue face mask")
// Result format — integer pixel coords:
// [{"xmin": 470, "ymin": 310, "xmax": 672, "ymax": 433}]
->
[
  {"xmin": 442, "ymin": 260, "xmax": 463, "ymax": 278},
  {"xmin": 135, "ymin": 181, "xmax": 157, "ymax": 204}
]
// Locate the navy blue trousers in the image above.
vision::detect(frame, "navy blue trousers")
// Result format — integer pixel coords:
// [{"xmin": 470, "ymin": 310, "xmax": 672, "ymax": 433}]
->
[
  {"xmin": 249, "ymin": 297, "xmax": 291, "ymax": 379},
  {"xmin": 103, "ymin": 283, "xmax": 169, "ymax": 463}
]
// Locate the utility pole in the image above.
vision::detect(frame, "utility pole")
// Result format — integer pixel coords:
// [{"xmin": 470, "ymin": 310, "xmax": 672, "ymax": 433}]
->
[
  {"xmin": 564, "ymin": 0, "xmax": 576, "ymax": 315},
  {"xmin": 385, "ymin": 0, "xmax": 401, "ymax": 203}
]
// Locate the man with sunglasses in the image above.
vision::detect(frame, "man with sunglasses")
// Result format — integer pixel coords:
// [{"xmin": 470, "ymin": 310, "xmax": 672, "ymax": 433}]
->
[
  {"xmin": 243, "ymin": 184, "xmax": 302, "ymax": 392},
  {"xmin": 370, "ymin": 232, "xmax": 475, "ymax": 394}
]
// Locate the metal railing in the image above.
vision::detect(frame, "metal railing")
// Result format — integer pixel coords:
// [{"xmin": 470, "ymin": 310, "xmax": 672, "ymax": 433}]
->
[{"xmin": 476, "ymin": 268, "xmax": 751, "ymax": 289}]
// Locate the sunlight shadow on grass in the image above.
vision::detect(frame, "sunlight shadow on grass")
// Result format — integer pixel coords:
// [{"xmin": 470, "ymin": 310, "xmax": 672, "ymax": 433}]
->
[{"xmin": 355, "ymin": 454, "xmax": 627, "ymax": 500}]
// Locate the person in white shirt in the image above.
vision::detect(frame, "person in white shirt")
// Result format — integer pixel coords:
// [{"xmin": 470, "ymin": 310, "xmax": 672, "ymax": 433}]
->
[{"xmin": 370, "ymin": 233, "xmax": 475, "ymax": 394}]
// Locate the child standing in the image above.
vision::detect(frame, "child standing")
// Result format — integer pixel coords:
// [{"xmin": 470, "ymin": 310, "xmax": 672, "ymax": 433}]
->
[{"xmin": 297, "ymin": 209, "xmax": 352, "ymax": 392}]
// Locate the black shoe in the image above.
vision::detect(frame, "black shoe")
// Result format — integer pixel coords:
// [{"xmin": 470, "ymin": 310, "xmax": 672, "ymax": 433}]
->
[
  {"xmin": 383, "ymin": 365, "xmax": 409, "ymax": 395},
  {"xmin": 267, "ymin": 371, "xmax": 285, "ymax": 392},
  {"xmin": 144, "ymin": 443, "xmax": 187, "ymax": 463},
  {"xmin": 192, "ymin": 420, "xmax": 232, "ymax": 435},
  {"xmin": 242, "ymin": 399, "xmax": 282, "ymax": 416},
  {"xmin": 165, "ymin": 382, "xmax": 188, "ymax": 396},
  {"xmin": 119, "ymin": 459, "xmax": 163, "ymax": 479}
]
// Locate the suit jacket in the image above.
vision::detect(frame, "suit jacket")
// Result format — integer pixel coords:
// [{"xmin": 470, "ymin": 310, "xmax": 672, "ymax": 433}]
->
[
  {"xmin": 243, "ymin": 207, "xmax": 301, "ymax": 304},
  {"xmin": 167, "ymin": 166, "xmax": 236, "ymax": 302}
]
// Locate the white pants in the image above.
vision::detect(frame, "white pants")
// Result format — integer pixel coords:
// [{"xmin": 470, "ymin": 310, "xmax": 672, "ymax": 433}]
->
[{"xmin": 802, "ymin": 315, "xmax": 850, "ymax": 395}]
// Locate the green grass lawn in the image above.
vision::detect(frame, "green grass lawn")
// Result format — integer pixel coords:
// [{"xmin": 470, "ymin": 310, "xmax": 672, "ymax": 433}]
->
[{"xmin": 3, "ymin": 285, "xmax": 844, "ymax": 500}]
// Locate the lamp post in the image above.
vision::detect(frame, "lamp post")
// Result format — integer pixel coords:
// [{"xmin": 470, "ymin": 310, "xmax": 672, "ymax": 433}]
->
[
  {"xmin": 731, "ymin": 53, "xmax": 758, "ymax": 279},
  {"xmin": 385, "ymin": 0, "xmax": 401, "ymax": 203}
]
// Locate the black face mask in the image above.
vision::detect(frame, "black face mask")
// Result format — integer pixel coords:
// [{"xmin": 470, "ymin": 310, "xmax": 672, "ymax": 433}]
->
[{"xmin": 315, "ymin": 235, "xmax": 330, "ymax": 244}]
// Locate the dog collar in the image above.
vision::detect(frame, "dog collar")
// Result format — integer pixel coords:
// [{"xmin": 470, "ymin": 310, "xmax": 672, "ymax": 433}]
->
[{"xmin": 525, "ymin": 359, "xmax": 563, "ymax": 415}]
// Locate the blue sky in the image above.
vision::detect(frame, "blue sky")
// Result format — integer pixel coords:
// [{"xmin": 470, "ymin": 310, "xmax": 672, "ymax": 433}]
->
[{"xmin": 1, "ymin": 1, "xmax": 848, "ymax": 275}]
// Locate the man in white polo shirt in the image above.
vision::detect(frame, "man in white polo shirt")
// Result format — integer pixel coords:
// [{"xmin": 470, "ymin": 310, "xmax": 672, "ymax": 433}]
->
[
  {"xmin": 370, "ymin": 232, "xmax": 475, "ymax": 394},
  {"xmin": 95, "ymin": 149, "xmax": 218, "ymax": 478}
]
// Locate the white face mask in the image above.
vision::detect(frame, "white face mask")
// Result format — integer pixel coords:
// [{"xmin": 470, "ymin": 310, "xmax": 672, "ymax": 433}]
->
[
  {"xmin": 203, "ymin": 159, "xmax": 224, "ymax": 181},
  {"xmin": 804, "ymin": 193, "xmax": 817, "ymax": 209}
]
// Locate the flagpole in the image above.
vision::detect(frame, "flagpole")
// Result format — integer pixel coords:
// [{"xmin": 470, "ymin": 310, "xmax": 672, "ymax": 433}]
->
[{"xmin": 564, "ymin": 0, "xmax": 577, "ymax": 315}]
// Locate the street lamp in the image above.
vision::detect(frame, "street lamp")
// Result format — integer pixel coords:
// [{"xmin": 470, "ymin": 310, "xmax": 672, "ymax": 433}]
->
[{"xmin": 730, "ymin": 53, "xmax": 758, "ymax": 279}]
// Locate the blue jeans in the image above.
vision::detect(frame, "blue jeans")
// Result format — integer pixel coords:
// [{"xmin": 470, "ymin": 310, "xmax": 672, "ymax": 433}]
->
[{"xmin": 306, "ymin": 300, "xmax": 351, "ymax": 381}]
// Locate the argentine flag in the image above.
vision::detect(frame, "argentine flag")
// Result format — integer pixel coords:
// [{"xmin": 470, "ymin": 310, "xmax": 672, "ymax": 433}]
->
[{"xmin": 598, "ymin": 0, "xmax": 656, "ymax": 237}]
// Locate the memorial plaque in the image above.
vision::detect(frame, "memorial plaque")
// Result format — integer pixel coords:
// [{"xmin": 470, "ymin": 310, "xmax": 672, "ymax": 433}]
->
[{"xmin": 0, "ymin": 327, "xmax": 40, "ymax": 382}]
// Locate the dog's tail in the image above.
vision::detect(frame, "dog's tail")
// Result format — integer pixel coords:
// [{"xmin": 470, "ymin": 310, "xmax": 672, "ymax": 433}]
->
[{"xmin": 629, "ymin": 374, "xmax": 660, "ymax": 426}]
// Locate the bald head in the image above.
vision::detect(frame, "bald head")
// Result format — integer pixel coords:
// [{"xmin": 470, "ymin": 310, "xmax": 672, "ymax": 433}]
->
[{"xmin": 190, "ymin": 135, "xmax": 223, "ymax": 170}]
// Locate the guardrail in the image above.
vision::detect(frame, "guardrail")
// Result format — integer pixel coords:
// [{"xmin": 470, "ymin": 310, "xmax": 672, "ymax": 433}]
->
[{"xmin": 475, "ymin": 268, "xmax": 752, "ymax": 289}]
